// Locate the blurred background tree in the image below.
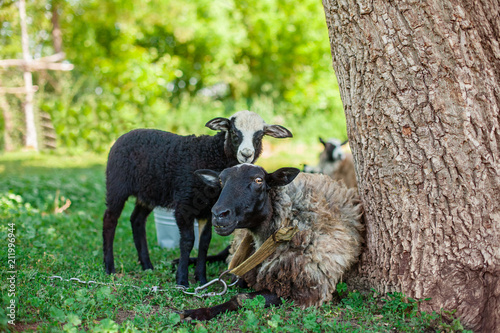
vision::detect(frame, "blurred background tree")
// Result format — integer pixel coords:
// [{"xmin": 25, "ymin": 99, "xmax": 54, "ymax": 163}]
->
[{"xmin": 0, "ymin": 0, "xmax": 346, "ymax": 153}]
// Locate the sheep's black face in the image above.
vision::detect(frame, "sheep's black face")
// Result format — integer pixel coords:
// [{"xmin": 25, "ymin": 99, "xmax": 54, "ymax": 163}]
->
[
  {"xmin": 195, "ymin": 164, "xmax": 300, "ymax": 236},
  {"xmin": 205, "ymin": 110, "xmax": 293, "ymax": 164}
]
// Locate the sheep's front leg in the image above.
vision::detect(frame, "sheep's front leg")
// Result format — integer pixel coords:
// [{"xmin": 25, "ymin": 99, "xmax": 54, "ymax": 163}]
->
[
  {"xmin": 180, "ymin": 291, "xmax": 282, "ymax": 321},
  {"xmin": 175, "ymin": 209, "xmax": 196, "ymax": 287},
  {"xmin": 194, "ymin": 219, "xmax": 211, "ymax": 284}
]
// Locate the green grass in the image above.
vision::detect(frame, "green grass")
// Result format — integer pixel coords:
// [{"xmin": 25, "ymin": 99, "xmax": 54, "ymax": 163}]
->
[{"xmin": 0, "ymin": 151, "xmax": 471, "ymax": 332}]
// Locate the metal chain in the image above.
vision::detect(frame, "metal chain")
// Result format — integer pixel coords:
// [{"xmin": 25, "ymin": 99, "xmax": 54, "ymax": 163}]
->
[
  {"xmin": 48, "ymin": 275, "xmax": 167, "ymax": 292},
  {"xmin": 175, "ymin": 270, "xmax": 239, "ymax": 298},
  {"xmin": 48, "ymin": 270, "xmax": 239, "ymax": 297}
]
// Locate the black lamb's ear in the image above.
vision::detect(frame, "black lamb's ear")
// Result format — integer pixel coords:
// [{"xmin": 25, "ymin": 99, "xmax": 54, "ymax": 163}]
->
[
  {"xmin": 264, "ymin": 124, "xmax": 293, "ymax": 138},
  {"xmin": 266, "ymin": 167, "xmax": 300, "ymax": 187},
  {"xmin": 206, "ymin": 117, "xmax": 230, "ymax": 131},
  {"xmin": 194, "ymin": 169, "xmax": 221, "ymax": 188},
  {"xmin": 319, "ymin": 137, "xmax": 327, "ymax": 147}
]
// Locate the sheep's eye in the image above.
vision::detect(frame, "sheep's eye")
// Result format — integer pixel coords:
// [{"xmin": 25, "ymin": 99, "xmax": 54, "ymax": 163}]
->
[
  {"xmin": 219, "ymin": 178, "xmax": 223, "ymax": 187},
  {"xmin": 254, "ymin": 177, "xmax": 263, "ymax": 185}
]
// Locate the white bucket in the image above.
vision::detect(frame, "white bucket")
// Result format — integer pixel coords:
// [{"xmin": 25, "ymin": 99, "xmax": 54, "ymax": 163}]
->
[{"xmin": 153, "ymin": 208, "xmax": 199, "ymax": 249}]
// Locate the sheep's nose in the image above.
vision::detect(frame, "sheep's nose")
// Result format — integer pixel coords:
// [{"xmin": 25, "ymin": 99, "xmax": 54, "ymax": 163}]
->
[
  {"xmin": 212, "ymin": 208, "xmax": 230, "ymax": 221},
  {"xmin": 241, "ymin": 148, "xmax": 253, "ymax": 159}
]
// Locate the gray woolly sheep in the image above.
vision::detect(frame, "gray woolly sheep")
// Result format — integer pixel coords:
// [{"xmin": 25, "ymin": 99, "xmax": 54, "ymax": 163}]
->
[
  {"xmin": 182, "ymin": 163, "xmax": 363, "ymax": 320},
  {"xmin": 102, "ymin": 111, "xmax": 292, "ymax": 287},
  {"xmin": 304, "ymin": 137, "xmax": 357, "ymax": 188}
]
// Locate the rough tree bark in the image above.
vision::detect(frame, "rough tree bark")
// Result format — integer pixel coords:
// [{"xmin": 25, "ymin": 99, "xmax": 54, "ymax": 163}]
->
[{"xmin": 322, "ymin": 0, "xmax": 499, "ymax": 331}]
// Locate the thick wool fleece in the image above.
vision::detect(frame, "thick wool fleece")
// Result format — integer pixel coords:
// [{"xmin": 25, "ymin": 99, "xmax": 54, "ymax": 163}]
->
[{"xmin": 230, "ymin": 173, "xmax": 363, "ymax": 308}]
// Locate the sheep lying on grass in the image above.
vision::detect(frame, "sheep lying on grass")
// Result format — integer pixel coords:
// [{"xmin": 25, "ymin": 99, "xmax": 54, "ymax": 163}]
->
[
  {"xmin": 181, "ymin": 163, "xmax": 363, "ymax": 320},
  {"xmin": 102, "ymin": 111, "xmax": 292, "ymax": 287},
  {"xmin": 304, "ymin": 137, "xmax": 357, "ymax": 188}
]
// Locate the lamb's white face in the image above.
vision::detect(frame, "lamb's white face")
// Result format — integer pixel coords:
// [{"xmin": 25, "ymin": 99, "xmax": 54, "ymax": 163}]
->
[
  {"xmin": 328, "ymin": 138, "xmax": 346, "ymax": 161},
  {"xmin": 205, "ymin": 110, "xmax": 293, "ymax": 164},
  {"xmin": 231, "ymin": 111, "xmax": 265, "ymax": 164}
]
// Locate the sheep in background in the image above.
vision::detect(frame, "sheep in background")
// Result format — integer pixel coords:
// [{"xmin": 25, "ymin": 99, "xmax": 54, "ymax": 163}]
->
[
  {"xmin": 102, "ymin": 111, "xmax": 293, "ymax": 287},
  {"xmin": 304, "ymin": 137, "xmax": 357, "ymax": 188},
  {"xmin": 182, "ymin": 164, "xmax": 363, "ymax": 320}
]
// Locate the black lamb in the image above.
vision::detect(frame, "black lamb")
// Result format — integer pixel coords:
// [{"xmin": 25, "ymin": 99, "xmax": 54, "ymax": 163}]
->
[{"xmin": 102, "ymin": 110, "xmax": 293, "ymax": 287}]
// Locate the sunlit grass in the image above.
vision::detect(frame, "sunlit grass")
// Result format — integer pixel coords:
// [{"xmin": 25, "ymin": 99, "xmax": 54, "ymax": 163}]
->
[{"xmin": 0, "ymin": 151, "xmax": 107, "ymax": 175}]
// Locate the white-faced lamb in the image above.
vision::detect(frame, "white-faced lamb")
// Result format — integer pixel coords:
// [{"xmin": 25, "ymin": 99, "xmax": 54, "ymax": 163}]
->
[
  {"xmin": 102, "ymin": 111, "xmax": 292, "ymax": 287},
  {"xmin": 304, "ymin": 137, "xmax": 357, "ymax": 188},
  {"xmin": 181, "ymin": 163, "xmax": 363, "ymax": 320}
]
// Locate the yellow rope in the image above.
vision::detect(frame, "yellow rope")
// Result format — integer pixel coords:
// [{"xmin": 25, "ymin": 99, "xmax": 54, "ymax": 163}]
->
[{"xmin": 228, "ymin": 226, "xmax": 298, "ymax": 277}]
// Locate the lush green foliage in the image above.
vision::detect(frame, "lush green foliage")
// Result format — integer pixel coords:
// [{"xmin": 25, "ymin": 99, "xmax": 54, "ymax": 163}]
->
[
  {"xmin": 0, "ymin": 0, "xmax": 346, "ymax": 152},
  {"xmin": 0, "ymin": 154, "xmax": 471, "ymax": 332}
]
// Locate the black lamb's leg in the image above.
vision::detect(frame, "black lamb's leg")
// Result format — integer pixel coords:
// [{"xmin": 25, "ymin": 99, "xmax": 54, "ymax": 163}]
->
[
  {"xmin": 175, "ymin": 207, "xmax": 196, "ymax": 287},
  {"xmin": 130, "ymin": 202, "xmax": 154, "ymax": 271},
  {"xmin": 181, "ymin": 291, "xmax": 282, "ymax": 321},
  {"xmin": 194, "ymin": 219, "xmax": 212, "ymax": 284},
  {"xmin": 103, "ymin": 195, "xmax": 127, "ymax": 274}
]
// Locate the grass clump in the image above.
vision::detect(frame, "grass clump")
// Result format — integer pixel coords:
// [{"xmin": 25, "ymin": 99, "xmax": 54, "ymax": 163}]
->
[{"xmin": 0, "ymin": 153, "xmax": 471, "ymax": 332}]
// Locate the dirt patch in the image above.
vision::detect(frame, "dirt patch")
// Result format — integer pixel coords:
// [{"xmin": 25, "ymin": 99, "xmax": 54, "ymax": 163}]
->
[
  {"xmin": 11, "ymin": 322, "xmax": 40, "ymax": 332},
  {"xmin": 114, "ymin": 309, "xmax": 136, "ymax": 324},
  {"xmin": 113, "ymin": 305, "xmax": 162, "ymax": 324}
]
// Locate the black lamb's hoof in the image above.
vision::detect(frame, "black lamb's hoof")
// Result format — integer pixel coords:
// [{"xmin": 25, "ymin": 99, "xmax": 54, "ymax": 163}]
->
[
  {"xmin": 141, "ymin": 263, "xmax": 154, "ymax": 271},
  {"xmin": 105, "ymin": 266, "xmax": 116, "ymax": 275},
  {"xmin": 176, "ymin": 278, "xmax": 189, "ymax": 288}
]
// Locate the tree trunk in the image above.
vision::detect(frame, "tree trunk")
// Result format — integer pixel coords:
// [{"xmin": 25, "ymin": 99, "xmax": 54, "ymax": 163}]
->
[{"xmin": 322, "ymin": 0, "xmax": 500, "ymax": 331}]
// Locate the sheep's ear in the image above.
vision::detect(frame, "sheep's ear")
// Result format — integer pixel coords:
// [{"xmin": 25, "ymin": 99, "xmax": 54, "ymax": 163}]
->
[
  {"xmin": 266, "ymin": 167, "xmax": 300, "ymax": 187},
  {"xmin": 264, "ymin": 124, "xmax": 293, "ymax": 138},
  {"xmin": 319, "ymin": 137, "xmax": 327, "ymax": 147},
  {"xmin": 341, "ymin": 139, "xmax": 349, "ymax": 146},
  {"xmin": 194, "ymin": 169, "xmax": 221, "ymax": 188},
  {"xmin": 206, "ymin": 117, "xmax": 230, "ymax": 131}
]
